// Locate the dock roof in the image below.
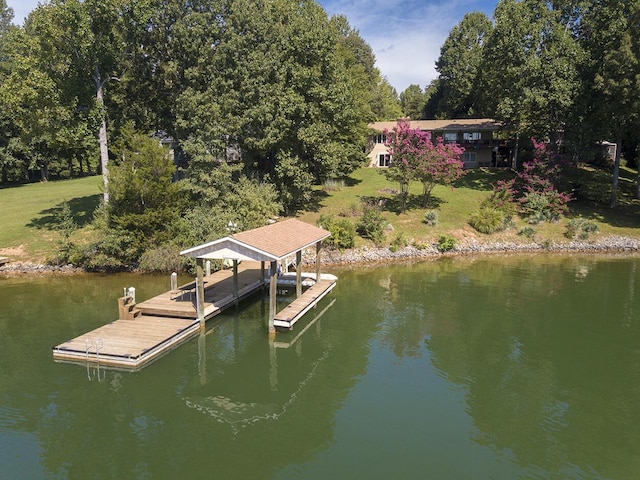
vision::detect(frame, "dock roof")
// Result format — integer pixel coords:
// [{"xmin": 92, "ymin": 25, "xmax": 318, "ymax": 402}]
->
[{"xmin": 180, "ymin": 218, "xmax": 331, "ymax": 262}]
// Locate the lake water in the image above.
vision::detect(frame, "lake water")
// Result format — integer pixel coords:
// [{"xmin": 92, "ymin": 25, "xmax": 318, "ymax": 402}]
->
[{"xmin": 1, "ymin": 254, "xmax": 640, "ymax": 479}]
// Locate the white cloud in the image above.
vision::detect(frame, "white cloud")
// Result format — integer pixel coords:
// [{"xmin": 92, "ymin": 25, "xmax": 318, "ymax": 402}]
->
[{"xmin": 319, "ymin": 0, "xmax": 496, "ymax": 92}]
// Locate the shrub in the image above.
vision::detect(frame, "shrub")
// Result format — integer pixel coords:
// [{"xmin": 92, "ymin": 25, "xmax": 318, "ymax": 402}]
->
[
  {"xmin": 323, "ymin": 178, "xmax": 345, "ymax": 191},
  {"xmin": 521, "ymin": 191, "xmax": 567, "ymax": 224},
  {"xmin": 412, "ymin": 240, "xmax": 429, "ymax": 250},
  {"xmin": 318, "ymin": 214, "xmax": 356, "ymax": 250},
  {"xmin": 357, "ymin": 206, "xmax": 387, "ymax": 245},
  {"xmin": 518, "ymin": 226, "xmax": 536, "ymax": 239},
  {"xmin": 423, "ymin": 210, "xmax": 439, "ymax": 226},
  {"xmin": 138, "ymin": 245, "xmax": 186, "ymax": 273},
  {"xmin": 437, "ymin": 234, "xmax": 457, "ymax": 252},
  {"xmin": 389, "ymin": 232, "xmax": 408, "ymax": 252},
  {"xmin": 565, "ymin": 217, "xmax": 599, "ymax": 240},
  {"xmin": 468, "ymin": 207, "xmax": 506, "ymax": 234}
]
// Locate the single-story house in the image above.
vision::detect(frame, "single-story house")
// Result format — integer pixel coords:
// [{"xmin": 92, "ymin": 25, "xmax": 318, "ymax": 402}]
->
[{"xmin": 367, "ymin": 118, "xmax": 512, "ymax": 169}]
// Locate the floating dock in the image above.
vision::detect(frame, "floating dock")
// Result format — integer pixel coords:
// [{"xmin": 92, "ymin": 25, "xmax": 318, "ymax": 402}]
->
[{"xmin": 52, "ymin": 263, "xmax": 336, "ymax": 370}]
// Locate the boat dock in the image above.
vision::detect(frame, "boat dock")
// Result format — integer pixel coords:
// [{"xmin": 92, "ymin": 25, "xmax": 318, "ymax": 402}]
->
[
  {"xmin": 52, "ymin": 263, "xmax": 266, "ymax": 369},
  {"xmin": 52, "ymin": 218, "xmax": 337, "ymax": 371}
]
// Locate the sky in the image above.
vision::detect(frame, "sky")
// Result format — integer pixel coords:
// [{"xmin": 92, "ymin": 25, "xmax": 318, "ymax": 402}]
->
[{"xmin": 6, "ymin": 0, "xmax": 497, "ymax": 93}]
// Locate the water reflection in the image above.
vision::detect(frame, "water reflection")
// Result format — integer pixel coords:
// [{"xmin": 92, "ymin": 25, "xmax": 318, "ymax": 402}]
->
[{"xmin": 2, "ymin": 256, "xmax": 640, "ymax": 478}]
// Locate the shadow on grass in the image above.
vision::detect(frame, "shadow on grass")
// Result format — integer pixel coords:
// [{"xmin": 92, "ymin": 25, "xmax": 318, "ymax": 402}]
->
[
  {"xmin": 28, "ymin": 194, "xmax": 101, "ymax": 230},
  {"xmin": 454, "ymin": 168, "xmax": 514, "ymax": 191},
  {"xmin": 358, "ymin": 193, "xmax": 444, "ymax": 214},
  {"xmin": 305, "ymin": 189, "xmax": 331, "ymax": 213}
]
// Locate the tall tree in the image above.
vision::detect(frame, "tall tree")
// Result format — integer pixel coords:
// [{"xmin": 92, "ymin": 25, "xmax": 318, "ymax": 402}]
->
[
  {"xmin": 578, "ymin": 0, "xmax": 640, "ymax": 206},
  {"xmin": 399, "ymin": 84, "xmax": 426, "ymax": 120},
  {"xmin": 480, "ymin": 0, "xmax": 582, "ymax": 163},
  {"xmin": 436, "ymin": 12, "xmax": 493, "ymax": 118}
]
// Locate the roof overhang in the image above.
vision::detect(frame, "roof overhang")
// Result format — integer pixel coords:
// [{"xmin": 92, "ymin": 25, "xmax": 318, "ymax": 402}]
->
[{"xmin": 180, "ymin": 218, "xmax": 331, "ymax": 263}]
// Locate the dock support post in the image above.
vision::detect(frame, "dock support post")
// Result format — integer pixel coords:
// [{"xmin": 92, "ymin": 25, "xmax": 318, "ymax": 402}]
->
[
  {"xmin": 261, "ymin": 261, "xmax": 266, "ymax": 289},
  {"xmin": 233, "ymin": 259, "xmax": 239, "ymax": 305},
  {"xmin": 296, "ymin": 250, "xmax": 302, "ymax": 298},
  {"xmin": 315, "ymin": 241, "xmax": 322, "ymax": 279},
  {"xmin": 196, "ymin": 258, "xmax": 205, "ymax": 329},
  {"xmin": 269, "ymin": 260, "xmax": 277, "ymax": 335}
]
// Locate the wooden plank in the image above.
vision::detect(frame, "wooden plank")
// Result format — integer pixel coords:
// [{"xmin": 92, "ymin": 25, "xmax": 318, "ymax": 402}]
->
[{"xmin": 274, "ymin": 279, "xmax": 336, "ymax": 329}]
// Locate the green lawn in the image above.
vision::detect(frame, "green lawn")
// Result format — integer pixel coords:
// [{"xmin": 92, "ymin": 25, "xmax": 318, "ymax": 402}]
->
[
  {"xmin": 0, "ymin": 176, "xmax": 102, "ymax": 261},
  {"xmin": 299, "ymin": 166, "xmax": 640, "ymax": 247},
  {"xmin": 2, "ymin": 165, "xmax": 640, "ymax": 264}
]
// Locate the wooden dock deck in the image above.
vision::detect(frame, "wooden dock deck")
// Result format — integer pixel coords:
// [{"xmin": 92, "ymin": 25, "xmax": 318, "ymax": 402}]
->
[
  {"xmin": 273, "ymin": 279, "xmax": 336, "ymax": 330},
  {"xmin": 52, "ymin": 262, "xmax": 336, "ymax": 370},
  {"xmin": 53, "ymin": 263, "xmax": 265, "ymax": 370}
]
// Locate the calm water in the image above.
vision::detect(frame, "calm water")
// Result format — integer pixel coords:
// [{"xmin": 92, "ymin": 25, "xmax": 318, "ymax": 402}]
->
[{"xmin": 2, "ymin": 255, "xmax": 640, "ymax": 479}]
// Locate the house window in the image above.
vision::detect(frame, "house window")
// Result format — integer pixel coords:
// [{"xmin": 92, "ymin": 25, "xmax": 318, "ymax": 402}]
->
[
  {"xmin": 375, "ymin": 134, "xmax": 387, "ymax": 144},
  {"xmin": 443, "ymin": 132, "xmax": 458, "ymax": 143},
  {"xmin": 463, "ymin": 132, "xmax": 481, "ymax": 141},
  {"xmin": 379, "ymin": 154, "xmax": 391, "ymax": 167},
  {"xmin": 462, "ymin": 152, "xmax": 477, "ymax": 168}
]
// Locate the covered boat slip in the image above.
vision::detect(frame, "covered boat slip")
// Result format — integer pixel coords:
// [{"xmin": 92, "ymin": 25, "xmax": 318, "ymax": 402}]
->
[{"xmin": 52, "ymin": 219, "xmax": 337, "ymax": 370}]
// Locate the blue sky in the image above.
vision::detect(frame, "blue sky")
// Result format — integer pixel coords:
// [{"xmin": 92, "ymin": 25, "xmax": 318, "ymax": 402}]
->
[{"xmin": 7, "ymin": 0, "xmax": 497, "ymax": 92}]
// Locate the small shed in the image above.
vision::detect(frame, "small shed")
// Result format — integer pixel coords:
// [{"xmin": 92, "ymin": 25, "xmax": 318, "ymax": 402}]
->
[{"xmin": 180, "ymin": 218, "xmax": 331, "ymax": 332}]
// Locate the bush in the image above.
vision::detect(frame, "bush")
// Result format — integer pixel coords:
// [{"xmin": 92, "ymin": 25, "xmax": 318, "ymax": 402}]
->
[
  {"xmin": 565, "ymin": 217, "xmax": 599, "ymax": 240},
  {"xmin": 318, "ymin": 214, "xmax": 356, "ymax": 250},
  {"xmin": 521, "ymin": 191, "xmax": 567, "ymax": 224},
  {"xmin": 468, "ymin": 207, "xmax": 506, "ymax": 234},
  {"xmin": 138, "ymin": 245, "xmax": 187, "ymax": 273},
  {"xmin": 518, "ymin": 226, "xmax": 536, "ymax": 239},
  {"xmin": 423, "ymin": 210, "xmax": 439, "ymax": 226},
  {"xmin": 437, "ymin": 234, "xmax": 457, "ymax": 252},
  {"xmin": 389, "ymin": 232, "xmax": 408, "ymax": 252},
  {"xmin": 357, "ymin": 206, "xmax": 387, "ymax": 245}
]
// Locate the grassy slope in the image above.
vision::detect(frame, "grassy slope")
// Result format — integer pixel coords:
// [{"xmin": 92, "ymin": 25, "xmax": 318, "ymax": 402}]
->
[
  {"xmin": 298, "ymin": 166, "xmax": 640, "ymax": 247},
  {"xmin": 1, "ymin": 165, "xmax": 639, "ymax": 263},
  {"xmin": 0, "ymin": 176, "xmax": 102, "ymax": 262}
]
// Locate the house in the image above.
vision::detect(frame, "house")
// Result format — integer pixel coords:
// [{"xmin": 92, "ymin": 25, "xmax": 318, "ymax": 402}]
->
[{"xmin": 367, "ymin": 118, "xmax": 511, "ymax": 169}]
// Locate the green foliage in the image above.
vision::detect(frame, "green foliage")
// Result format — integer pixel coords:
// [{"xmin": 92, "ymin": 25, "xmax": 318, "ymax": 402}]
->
[
  {"xmin": 318, "ymin": 214, "xmax": 356, "ymax": 250},
  {"xmin": 468, "ymin": 207, "xmax": 507, "ymax": 234},
  {"xmin": 518, "ymin": 226, "xmax": 536, "ymax": 239},
  {"xmin": 565, "ymin": 217, "xmax": 599, "ymax": 240},
  {"xmin": 138, "ymin": 245, "xmax": 186, "ymax": 273},
  {"xmin": 399, "ymin": 84, "xmax": 426, "ymax": 119},
  {"xmin": 357, "ymin": 205, "xmax": 387, "ymax": 245},
  {"xmin": 423, "ymin": 210, "xmax": 439, "ymax": 226},
  {"xmin": 435, "ymin": 12, "xmax": 493, "ymax": 118},
  {"xmin": 522, "ymin": 191, "xmax": 562, "ymax": 224},
  {"xmin": 437, "ymin": 234, "xmax": 457, "ymax": 253},
  {"xmin": 389, "ymin": 232, "xmax": 408, "ymax": 252}
]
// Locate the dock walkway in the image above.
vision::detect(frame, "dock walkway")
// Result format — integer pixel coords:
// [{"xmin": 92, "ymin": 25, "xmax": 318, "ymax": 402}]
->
[
  {"xmin": 53, "ymin": 263, "xmax": 264, "ymax": 370},
  {"xmin": 274, "ymin": 279, "xmax": 336, "ymax": 330},
  {"xmin": 52, "ymin": 262, "xmax": 336, "ymax": 370}
]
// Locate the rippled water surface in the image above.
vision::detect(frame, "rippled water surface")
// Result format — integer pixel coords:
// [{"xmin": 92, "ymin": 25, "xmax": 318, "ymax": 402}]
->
[{"xmin": 2, "ymin": 254, "xmax": 640, "ymax": 479}]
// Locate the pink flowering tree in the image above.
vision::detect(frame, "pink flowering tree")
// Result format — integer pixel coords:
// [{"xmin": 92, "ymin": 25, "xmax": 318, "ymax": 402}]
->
[
  {"xmin": 413, "ymin": 135, "xmax": 465, "ymax": 207},
  {"xmin": 490, "ymin": 138, "xmax": 572, "ymax": 223},
  {"xmin": 383, "ymin": 119, "xmax": 466, "ymax": 211}
]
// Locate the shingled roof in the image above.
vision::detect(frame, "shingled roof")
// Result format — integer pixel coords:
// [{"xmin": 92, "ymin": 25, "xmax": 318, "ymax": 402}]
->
[{"xmin": 180, "ymin": 218, "xmax": 331, "ymax": 262}]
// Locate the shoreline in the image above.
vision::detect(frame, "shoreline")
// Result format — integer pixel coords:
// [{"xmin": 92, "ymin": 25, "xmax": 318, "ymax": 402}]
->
[{"xmin": 2, "ymin": 235, "xmax": 640, "ymax": 275}]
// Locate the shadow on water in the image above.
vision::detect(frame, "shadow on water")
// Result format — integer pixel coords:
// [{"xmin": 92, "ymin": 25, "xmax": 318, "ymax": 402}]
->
[{"xmin": 27, "ymin": 194, "xmax": 101, "ymax": 230}]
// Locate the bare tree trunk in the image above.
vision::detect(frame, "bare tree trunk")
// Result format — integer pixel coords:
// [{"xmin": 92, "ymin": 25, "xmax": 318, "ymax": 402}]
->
[
  {"xmin": 610, "ymin": 138, "xmax": 622, "ymax": 208},
  {"xmin": 95, "ymin": 67, "xmax": 109, "ymax": 203}
]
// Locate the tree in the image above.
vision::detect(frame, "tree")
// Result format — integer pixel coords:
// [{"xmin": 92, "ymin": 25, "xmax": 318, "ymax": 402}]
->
[
  {"xmin": 480, "ymin": 0, "xmax": 582, "ymax": 163},
  {"xmin": 577, "ymin": 0, "xmax": 640, "ymax": 206},
  {"xmin": 399, "ymin": 84, "xmax": 426, "ymax": 120},
  {"xmin": 175, "ymin": 0, "xmax": 370, "ymax": 212},
  {"xmin": 25, "ymin": 0, "xmax": 137, "ymax": 200},
  {"xmin": 412, "ymin": 135, "xmax": 465, "ymax": 207},
  {"xmin": 383, "ymin": 119, "xmax": 465, "ymax": 210},
  {"xmin": 435, "ymin": 12, "xmax": 493, "ymax": 118}
]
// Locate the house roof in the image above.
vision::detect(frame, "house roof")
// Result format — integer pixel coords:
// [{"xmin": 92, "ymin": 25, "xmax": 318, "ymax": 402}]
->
[
  {"xmin": 180, "ymin": 218, "xmax": 331, "ymax": 262},
  {"xmin": 369, "ymin": 118, "xmax": 502, "ymax": 133}
]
